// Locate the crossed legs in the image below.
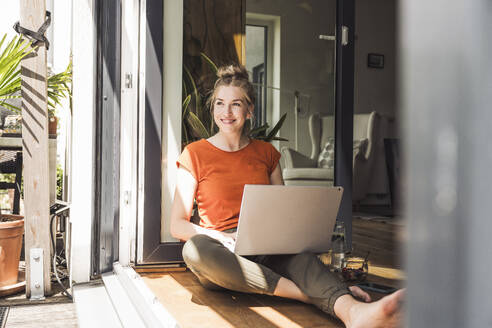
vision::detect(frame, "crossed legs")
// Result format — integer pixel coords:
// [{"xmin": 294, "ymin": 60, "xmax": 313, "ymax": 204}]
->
[{"xmin": 182, "ymin": 234, "xmax": 404, "ymax": 327}]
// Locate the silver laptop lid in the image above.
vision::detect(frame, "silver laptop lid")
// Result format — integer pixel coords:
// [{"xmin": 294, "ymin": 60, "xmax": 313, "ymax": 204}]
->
[{"xmin": 234, "ymin": 185, "xmax": 343, "ymax": 256}]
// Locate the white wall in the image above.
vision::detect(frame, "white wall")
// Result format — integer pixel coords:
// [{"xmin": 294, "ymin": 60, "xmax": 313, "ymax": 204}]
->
[
  {"xmin": 0, "ymin": 3, "xmax": 19, "ymax": 40},
  {"xmin": 354, "ymin": 0, "xmax": 397, "ymax": 135},
  {"xmin": 246, "ymin": 0, "xmax": 337, "ymax": 159},
  {"xmin": 354, "ymin": 0, "xmax": 397, "ymax": 202}
]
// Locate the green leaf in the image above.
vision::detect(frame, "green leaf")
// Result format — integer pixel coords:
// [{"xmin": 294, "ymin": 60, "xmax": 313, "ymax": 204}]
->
[
  {"xmin": 182, "ymin": 94, "xmax": 191, "ymax": 119},
  {"xmin": 0, "ymin": 36, "xmax": 32, "ymax": 102},
  {"xmin": 266, "ymin": 113, "xmax": 287, "ymax": 140},
  {"xmin": 187, "ymin": 111, "xmax": 210, "ymax": 139},
  {"xmin": 0, "ymin": 101, "xmax": 21, "ymax": 113},
  {"xmin": 182, "ymin": 121, "xmax": 189, "ymax": 144},
  {"xmin": 0, "ymin": 34, "xmax": 6, "ymax": 52},
  {"xmin": 0, "ymin": 34, "xmax": 71, "ymax": 116},
  {"xmin": 183, "ymin": 65, "xmax": 200, "ymax": 113},
  {"xmin": 270, "ymin": 136, "xmax": 289, "ymax": 141},
  {"xmin": 200, "ymin": 52, "xmax": 218, "ymax": 74},
  {"xmin": 182, "ymin": 79, "xmax": 188, "ymax": 100},
  {"xmin": 249, "ymin": 124, "xmax": 269, "ymax": 136}
]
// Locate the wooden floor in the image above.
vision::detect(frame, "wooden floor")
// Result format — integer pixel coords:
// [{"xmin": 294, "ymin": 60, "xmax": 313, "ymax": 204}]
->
[{"xmin": 142, "ymin": 217, "xmax": 405, "ymax": 328}]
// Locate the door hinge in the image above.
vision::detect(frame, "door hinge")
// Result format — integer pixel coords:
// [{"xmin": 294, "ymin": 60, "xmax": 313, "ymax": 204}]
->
[
  {"xmin": 124, "ymin": 190, "xmax": 131, "ymax": 205},
  {"xmin": 342, "ymin": 26, "xmax": 349, "ymax": 46},
  {"xmin": 125, "ymin": 73, "xmax": 133, "ymax": 89}
]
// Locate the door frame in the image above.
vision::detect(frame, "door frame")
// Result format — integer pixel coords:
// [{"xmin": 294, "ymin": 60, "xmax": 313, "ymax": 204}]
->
[
  {"xmin": 334, "ymin": 0, "xmax": 355, "ymax": 249},
  {"xmin": 135, "ymin": 0, "xmax": 355, "ymax": 264},
  {"xmin": 136, "ymin": 0, "xmax": 184, "ymax": 264},
  {"xmin": 118, "ymin": 0, "xmax": 140, "ymax": 266},
  {"xmin": 92, "ymin": 0, "xmax": 122, "ymax": 275}
]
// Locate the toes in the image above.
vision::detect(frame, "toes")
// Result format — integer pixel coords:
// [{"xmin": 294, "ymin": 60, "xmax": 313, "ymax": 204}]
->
[
  {"xmin": 349, "ymin": 286, "xmax": 372, "ymax": 302},
  {"xmin": 382, "ymin": 289, "xmax": 405, "ymax": 315}
]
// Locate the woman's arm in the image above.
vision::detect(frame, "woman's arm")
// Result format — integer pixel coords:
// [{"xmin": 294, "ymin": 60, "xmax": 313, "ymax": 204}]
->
[
  {"xmin": 270, "ymin": 163, "xmax": 284, "ymax": 185},
  {"xmin": 170, "ymin": 167, "xmax": 236, "ymax": 244}
]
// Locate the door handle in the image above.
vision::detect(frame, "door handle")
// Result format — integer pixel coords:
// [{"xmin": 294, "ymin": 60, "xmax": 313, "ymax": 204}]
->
[
  {"xmin": 319, "ymin": 34, "xmax": 336, "ymax": 41},
  {"xmin": 319, "ymin": 26, "xmax": 349, "ymax": 46}
]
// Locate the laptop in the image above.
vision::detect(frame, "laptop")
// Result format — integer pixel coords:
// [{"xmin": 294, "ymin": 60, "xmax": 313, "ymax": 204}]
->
[{"xmin": 234, "ymin": 185, "xmax": 343, "ymax": 256}]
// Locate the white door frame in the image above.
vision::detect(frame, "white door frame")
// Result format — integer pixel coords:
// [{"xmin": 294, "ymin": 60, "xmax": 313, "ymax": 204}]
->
[
  {"xmin": 135, "ymin": 0, "xmax": 184, "ymax": 264},
  {"xmin": 119, "ymin": 0, "xmax": 141, "ymax": 266},
  {"xmin": 70, "ymin": 0, "xmax": 97, "ymax": 283}
]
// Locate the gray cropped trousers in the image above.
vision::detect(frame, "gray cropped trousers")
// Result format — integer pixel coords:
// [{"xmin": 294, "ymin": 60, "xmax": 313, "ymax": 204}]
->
[{"xmin": 182, "ymin": 232, "xmax": 350, "ymax": 317}]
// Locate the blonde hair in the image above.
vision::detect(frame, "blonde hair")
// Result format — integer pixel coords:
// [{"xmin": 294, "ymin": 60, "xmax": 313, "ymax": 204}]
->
[{"xmin": 207, "ymin": 65, "xmax": 256, "ymax": 134}]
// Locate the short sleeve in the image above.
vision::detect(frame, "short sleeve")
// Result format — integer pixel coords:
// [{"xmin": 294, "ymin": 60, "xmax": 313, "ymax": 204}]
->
[
  {"xmin": 176, "ymin": 146, "xmax": 199, "ymax": 181},
  {"xmin": 267, "ymin": 143, "xmax": 281, "ymax": 175}
]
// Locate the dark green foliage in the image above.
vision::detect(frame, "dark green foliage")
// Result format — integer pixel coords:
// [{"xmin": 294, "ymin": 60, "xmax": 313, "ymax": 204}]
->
[{"xmin": 56, "ymin": 163, "xmax": 63, "ymax": 200}]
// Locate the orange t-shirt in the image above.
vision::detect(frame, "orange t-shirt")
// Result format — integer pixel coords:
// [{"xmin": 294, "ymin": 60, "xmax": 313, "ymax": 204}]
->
[{"xmin": 176, "ymin": 138, "xmax": 281, "ymax": 231}]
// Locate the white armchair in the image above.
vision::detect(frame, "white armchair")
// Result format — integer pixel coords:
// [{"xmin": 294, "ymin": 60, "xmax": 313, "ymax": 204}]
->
[{"xmin": 281, "ymin": 111, "xmax": 381, "ymax": 202}]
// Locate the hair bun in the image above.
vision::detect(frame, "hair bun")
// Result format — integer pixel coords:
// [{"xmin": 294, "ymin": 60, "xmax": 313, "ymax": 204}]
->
[{"xmin": 217, "ymin": 65, "xmax": 249, "ymax": 81}]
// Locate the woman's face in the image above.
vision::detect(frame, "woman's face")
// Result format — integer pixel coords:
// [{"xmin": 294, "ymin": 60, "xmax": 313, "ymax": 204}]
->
[{"xmin": 213, "ymin": 86, "xmax": 252, "ymax": 134}]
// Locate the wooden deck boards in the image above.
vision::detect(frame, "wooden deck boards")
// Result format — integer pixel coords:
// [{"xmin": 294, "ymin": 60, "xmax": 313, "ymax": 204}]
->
[
  {"xmin": 142, "ymin": 217, "xmax": 405, "ymax": 328},
  {"xmin": 4, "ymin": 303, "xmax": 77, "ymax": 327}
]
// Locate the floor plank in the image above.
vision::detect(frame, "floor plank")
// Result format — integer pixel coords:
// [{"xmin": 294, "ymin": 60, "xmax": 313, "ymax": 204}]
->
[{"xmin": 5, "ymin": 303, "xmax": 77, "ymax": 327}]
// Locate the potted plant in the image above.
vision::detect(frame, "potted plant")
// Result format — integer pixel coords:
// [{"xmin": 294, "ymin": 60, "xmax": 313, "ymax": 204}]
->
[
  {"xmin": 0, "ymin": 34, "xmax": 72, "ymax": 135},
  {"xmin": 47, "ymin": 62, "xmax": 72, "ymax": 135},
  {"xmin": 0, "ymin": 210, "xmax": 24, "ymax": 289}
]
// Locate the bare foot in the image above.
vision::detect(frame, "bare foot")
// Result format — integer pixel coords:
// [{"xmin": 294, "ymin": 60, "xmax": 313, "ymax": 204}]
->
[
  {"xmin": 349, "ymin": 285, "xmax": 372, "ymax": 302},
  {"xmin": 348, "ymin": 289, "xmax": 405, "ymax": 328}
]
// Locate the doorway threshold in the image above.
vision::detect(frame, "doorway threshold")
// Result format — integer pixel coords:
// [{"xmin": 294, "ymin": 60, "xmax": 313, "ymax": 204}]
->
[{"xmin": 73, "ymin": 263, "xmax": 179, "ymax": 327}]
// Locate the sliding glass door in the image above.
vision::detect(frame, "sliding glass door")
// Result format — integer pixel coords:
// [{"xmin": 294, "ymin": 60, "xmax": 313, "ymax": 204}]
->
[{"xmin": 136, "ymin": 0, "xmax": 354, "ymax": 264}]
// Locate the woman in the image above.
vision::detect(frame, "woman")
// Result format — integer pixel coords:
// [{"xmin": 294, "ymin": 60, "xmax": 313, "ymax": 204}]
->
[{"xmin": 170, "ymin": 65, "xmax": 403, "ymax": 327}]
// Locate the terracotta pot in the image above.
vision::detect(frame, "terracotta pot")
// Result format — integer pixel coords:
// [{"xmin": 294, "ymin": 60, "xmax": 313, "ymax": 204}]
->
[
  {"xmin": 0, "ymin": 215, "xmax": 24, "ymax": 287},
  {"xmin": 48, "ymin": 116, "xmax": 58, "ymax": 135}
]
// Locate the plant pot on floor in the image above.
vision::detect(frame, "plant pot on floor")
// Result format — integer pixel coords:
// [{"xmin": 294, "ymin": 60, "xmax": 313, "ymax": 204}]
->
[{"xmin": 0, "ymin": 214, "xmax": 24, "ymax": 287}]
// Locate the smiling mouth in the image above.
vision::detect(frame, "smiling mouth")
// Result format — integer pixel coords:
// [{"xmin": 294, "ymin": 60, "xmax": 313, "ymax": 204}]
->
[{"xmin": 220, "ymin": 119, "xmax": 236, "ymax": 124}]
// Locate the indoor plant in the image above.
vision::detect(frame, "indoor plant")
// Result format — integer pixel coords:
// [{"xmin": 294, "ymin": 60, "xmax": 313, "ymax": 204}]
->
[{"xmin": 0, "ymin": 34, "xmax": 72, "ymax": 135}]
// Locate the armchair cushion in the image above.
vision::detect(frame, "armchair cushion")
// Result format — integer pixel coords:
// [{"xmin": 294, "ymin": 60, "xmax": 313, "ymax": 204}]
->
[
  {"xmin": 283, "ymin": 111, "xmax": 379, "ymax": 202},
  {"xmin": 281, "ymin": 147, "xmax": 317, "ymax": 169},
  {"xmin": 283, "ymin": 168, "xmax": 334, "ymax": 180},
  {"xmin": 317, "ymin": 138, "xmax": 368, "ymax": 169}
]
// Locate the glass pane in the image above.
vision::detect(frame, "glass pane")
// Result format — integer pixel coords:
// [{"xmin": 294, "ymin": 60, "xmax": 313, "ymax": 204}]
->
[
  {"xmin": 246, "ymin": 0, "xmax": 337, "ymax": 183},
  {"xmin": 246, "ymin": 24, "xmax": 267, "ymax": 126},
  {"xmin": 161, "ymin": 0, "xmax": 337, "ymax": 243}
]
